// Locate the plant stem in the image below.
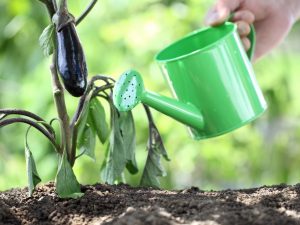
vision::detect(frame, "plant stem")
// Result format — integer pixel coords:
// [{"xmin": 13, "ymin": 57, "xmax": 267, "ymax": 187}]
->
[
  {"xmin": 70, "ymin": 74, "xmax": 114, "ymax": 127},
  {"xmin": 0, "ymin": 109, "xmax": 54, "ymax": 134},
  {"xmin": 143, "ymin": 104, "xmax": 155, "ymax": 125},
  {"xmin": 0, "ymin": 118, "xmax": 60, "ymax": 152},
  {"xmin": 38, "ymin": 0, "xmax": 56, "ymax": 17},
  {"xmin": 76, "ymin": 0, "xmax": 98, "ymax": 25},
  {"xmin": 58, "ymin": 0, "xmax": 68, "ymax": 11},
  {"xmin": 92, "ymin": 83, "xmax": 114, "ymax": 98},
  {"xmin": 37, "ymin": 0, "xmax": 72, "ymax": 161},
  {"xmin": 50, "ymin": 53, "xmax": 72, "ymax": 160},
  {"xmin": 38, "ymin": 0, "xmax": 100, "ymax": 165},
  {"xmin": 143, "ymin": 104, "xmax": 155, "ymax": 146},
  {"xmin": 69, "ymin": 91, "xmax": 93, "ymax": 166},
  {"xmin": 0, "ymin": 109, "xmax": 46, "ymax": 122}
]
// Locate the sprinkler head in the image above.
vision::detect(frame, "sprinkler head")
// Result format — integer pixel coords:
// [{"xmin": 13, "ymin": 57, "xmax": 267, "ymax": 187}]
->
[{"xmin": 113, "ymin": 70, "xmax": 144, "ymax": 111}]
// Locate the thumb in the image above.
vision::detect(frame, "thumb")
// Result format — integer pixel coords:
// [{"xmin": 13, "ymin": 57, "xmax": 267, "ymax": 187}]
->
[{"xmin": 205, "ymin": 0, "xmax": 242, "ymax": 26}]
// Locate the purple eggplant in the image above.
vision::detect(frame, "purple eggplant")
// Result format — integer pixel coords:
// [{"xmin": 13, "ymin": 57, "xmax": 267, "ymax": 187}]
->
[{"xmin": 56, "ymin": 22, "xmax": 87, "ymax": 97}]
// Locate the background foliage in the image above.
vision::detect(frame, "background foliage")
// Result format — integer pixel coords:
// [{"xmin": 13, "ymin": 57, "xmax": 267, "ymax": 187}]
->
[{"xmin": 1, "ymin": 0, "xmax": 300, "ymax": 191}]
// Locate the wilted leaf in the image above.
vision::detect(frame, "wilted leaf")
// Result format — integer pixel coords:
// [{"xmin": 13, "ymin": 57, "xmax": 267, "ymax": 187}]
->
[
  {"xmin": 25, "ymin": 131, "xmax": 41, "ymax": 196},
  {"xmin": 39, "ymin": 24, "xmax": 54, "ymax": 57},
  {"xmin": 89, "ymin": 98, "xmax": 109, "ymax": 144},
  {"xmin": 101, "ymin": 106, "xmax": 138, "ymax": 184},
  {"xmin": 77, "ymin": 124, "xmax": 96, "ymax": 160},
  {"xmin": 119, "ymin": 111, "xmax": 138, "ymax": 174},
  {"xmin": 140, "ymin": 125, "xmax": 169, "ymax": 188},
  {"xmin": 140, "ymin": 146, "xmax": 166, "ymax": 188},
  {"xmin": 55, "ymin": 153, "xmax": 83, "ymax": 198}
]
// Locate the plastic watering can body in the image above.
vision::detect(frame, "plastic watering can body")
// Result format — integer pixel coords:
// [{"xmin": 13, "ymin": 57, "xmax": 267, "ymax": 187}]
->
[{"xmin": 113, "ymin": 22, "xmax": 267, "ymax": 140}]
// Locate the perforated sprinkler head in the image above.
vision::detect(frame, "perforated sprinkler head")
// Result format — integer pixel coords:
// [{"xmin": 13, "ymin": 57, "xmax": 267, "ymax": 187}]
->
[{"xmin": 113, "ymin": 70, "xmax": 145, "ymax": 111}]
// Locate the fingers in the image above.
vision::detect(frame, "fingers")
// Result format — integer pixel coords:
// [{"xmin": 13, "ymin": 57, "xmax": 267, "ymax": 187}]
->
[
  {"xmin": 231, "ymin": 10, "xmax": 255, "ymax": 24},
  {"xmin": 205, "ymin": 0, "xmax": 241, "ymax": 25},
  {"xmin": 232, "ymin": 10, "xmax": 255, "ymax": 51},
  {"xmin": 205, "ymin": 1, "xmax": 255, "ymax": 52},
  {"xmin": 241, "ymin": 37, "xmax": 251, "ymax": 51},
  {"xmin": 236, "ymin": 21, "xmax": 251, "ymax": 36}
]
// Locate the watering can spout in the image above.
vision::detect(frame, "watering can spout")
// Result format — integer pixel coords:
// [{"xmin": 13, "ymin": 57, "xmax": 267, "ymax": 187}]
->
[
  {"xmin": 142, "ymin": 91, "xmax": 204, "ymax": 130},
  {"xmin": 113, "ymin": 70, "xmax": 204, "ymax": 131}
]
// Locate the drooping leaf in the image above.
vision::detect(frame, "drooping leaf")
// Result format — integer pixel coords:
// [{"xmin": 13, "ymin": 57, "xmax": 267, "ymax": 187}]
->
[
  {"xmin": 89, "ymin": 98, "xmax": 109, "ymax": 144},
  {"xmin": 39, "ymin": 24, "xmax": 54, "ymax": 57},
  {"xmin": 140, "ymin": 125, "xmax": 170, "ymax": 188},
  {"xmin": 25, "ymin": 129, "xmax": 41, "ymax": 196},
  {"xmin": 100, "ymin": 143, "xmax": 116, "ymax": 184},
  {"xmin": 77, "ymin": 123, "xmax": 96, "ymax": 160},
  {"xmin": 119, "ymin": 111, "xmax": 138, "ymax": 174},
  {"xmin": 101, "ymin": 106, "xmax": 138, "ymax": 184},
  {"xmin": 140, "ymin": 146, "xmax": 165, "ymax": 188},
  {"xmin": 55, "ymin": 153, "xmax": 83, "ymax": 198},
  {"xmin": 101, "ymin": 107, "xmax": 126, "ymax": 184}
]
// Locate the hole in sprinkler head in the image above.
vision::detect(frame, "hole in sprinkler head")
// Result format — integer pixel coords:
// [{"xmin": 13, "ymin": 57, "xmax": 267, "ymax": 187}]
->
[{"xmin": 127, "ymin": 105, "xmax": 130, "ymax": 108}]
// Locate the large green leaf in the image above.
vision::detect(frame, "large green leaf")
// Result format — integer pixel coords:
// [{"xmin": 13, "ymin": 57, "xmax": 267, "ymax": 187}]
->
[
  {"xmin": 24, "ymin": 132, "xmax": 41, "ymax": 196},
  {"xmin": 55, "ymin": 153, "xmax": 83, "ymax": 198},
  {"xmin": 77, "ymin": 123, "xmax": 96, "ymax": 160},
  {"xmin": 39, "ymin": 24, "xmax": 54, "ymax": 57},
  {"xmin": 101, "ymin": 106, "xmax": 138, "ymax": 184},
  {"xmin": 140, "ymin": 125, "xmax": 170, "ymax": 188},
  {"xmin": 89, "ymin": 98, "xmax": 109, "ymax": 144}
]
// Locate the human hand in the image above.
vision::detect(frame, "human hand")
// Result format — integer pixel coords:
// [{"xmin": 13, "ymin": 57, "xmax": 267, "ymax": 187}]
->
[{"xmin": 205, "ymin": 0, "xmax": 300, "ymax": 60}]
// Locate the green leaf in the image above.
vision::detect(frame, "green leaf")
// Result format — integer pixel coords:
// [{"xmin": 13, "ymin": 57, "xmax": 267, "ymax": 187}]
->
[
  {"xmin": 119, "ymin": 111, "xmax": 138, "ymax": 174},
  {"xmin": 89, "ymin": 98, "xmax": 109, "ymax": 144},
  {"xmin": 55, "ymin": 153, "xmax": 83, "ymax": 198},
  {"xmin": 77, "ymin": 124, "xmax": 96, "ymax": 160},
  {"xmin": 140, "ymin": 146, "xmax": 166, "ymax": 188},
  {"xmin": 100, "ymin": 143, "xmax": 117, "ymax": 184},
  {"xmin": 25, "ymin": 131, "xmax": 41, "ymax": 196},
  {"xmin": 140, "ymin": 125, "xmax": 169, "ymax": 188},
  {"xmin": 101, "ymin": 106, "xmax": 138, "ymax": 184},
  {"xmin": 39, "ymin": 24, "xmax": 54, "ymax": 57}
]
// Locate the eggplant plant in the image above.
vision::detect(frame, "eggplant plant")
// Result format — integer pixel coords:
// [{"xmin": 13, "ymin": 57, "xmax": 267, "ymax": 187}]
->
[{"xmin": 0, "ymin": 0, "xmax": 169, "ymax": 198}]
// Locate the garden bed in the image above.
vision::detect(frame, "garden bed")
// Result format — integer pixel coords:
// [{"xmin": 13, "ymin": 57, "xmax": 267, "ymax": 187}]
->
[{"xmin": 1, "ymin": 182, "xmax": 300, "ymax": 225}]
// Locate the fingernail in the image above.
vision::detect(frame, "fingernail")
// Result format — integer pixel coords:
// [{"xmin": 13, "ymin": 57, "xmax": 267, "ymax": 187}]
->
[{"xmin": 205, "ymin": 11, "xmax": 219, "ymax": 25}]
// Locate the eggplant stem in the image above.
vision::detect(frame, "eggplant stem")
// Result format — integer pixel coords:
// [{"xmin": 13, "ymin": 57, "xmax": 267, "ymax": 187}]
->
[{"xmin": 76, "ymin": 0, "xmax": 98, "ymax": 25}]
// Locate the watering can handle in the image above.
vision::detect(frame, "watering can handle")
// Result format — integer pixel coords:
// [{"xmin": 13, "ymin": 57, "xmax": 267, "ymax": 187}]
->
[
  {"xmin": 247, "ymin": 24, "xmax": 256, "ymax": 59},
  {"xmin": 226, "ymin": 14, "xmax": 256, "ymax": 59}
]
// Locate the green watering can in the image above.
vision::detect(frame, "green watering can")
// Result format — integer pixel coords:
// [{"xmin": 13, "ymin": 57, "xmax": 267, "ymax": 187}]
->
[{"xmin": 113, "ymin": 22, "xmax": 267, "ymax": 140}]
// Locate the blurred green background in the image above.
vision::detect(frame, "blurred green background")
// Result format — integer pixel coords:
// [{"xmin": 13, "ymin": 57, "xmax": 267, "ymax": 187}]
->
[{"xmin": 1, "ymin": 0, "xmax": 300, "ymax": 191}]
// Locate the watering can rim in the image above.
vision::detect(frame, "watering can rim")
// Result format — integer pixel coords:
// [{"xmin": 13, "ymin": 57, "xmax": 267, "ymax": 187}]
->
[{"xmin": 155, "ymin": 22, "xmax": 237, "ymax": 63}]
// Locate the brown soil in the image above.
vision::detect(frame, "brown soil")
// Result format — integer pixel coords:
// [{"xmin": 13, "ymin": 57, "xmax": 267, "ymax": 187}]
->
[{"xmin": 1, "ymin": 183, "xmax": 300, "ymax": 225}]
